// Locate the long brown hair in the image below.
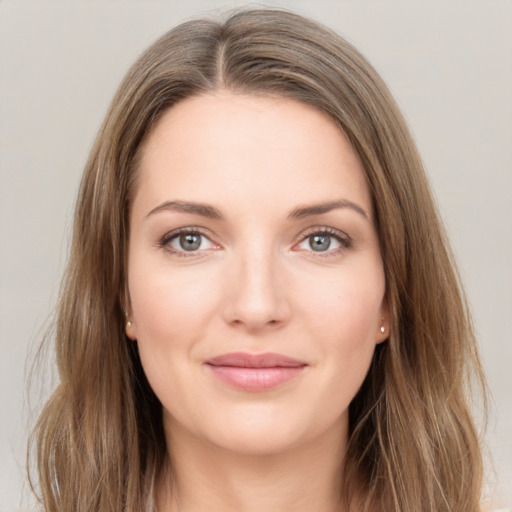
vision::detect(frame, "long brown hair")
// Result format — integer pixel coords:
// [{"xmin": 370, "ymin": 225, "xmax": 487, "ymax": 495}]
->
[{"xmin": 29, "ymin": 8, "xmax": 486, "ymax": 511}]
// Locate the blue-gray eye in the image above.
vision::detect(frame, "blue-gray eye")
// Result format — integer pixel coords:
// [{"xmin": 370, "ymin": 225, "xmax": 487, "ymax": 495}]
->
[
  {"xmin": 164, "ymin": 230, "xmax": 217, "ymax": 254},
  {"xmin": 309, "ymin": 234, "xmax": 331, "ymax": 251},
  {"xmin": 296, "ymin": 230, "xmax": 345, "ymax": 254},
  {"xmin": 178, "ymin": 233, "xmax": 202, "ymax": 251}
]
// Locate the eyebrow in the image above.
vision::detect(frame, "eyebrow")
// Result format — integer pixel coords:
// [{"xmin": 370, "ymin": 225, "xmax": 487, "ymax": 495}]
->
[
  {"xmin": 287, "ymin": 199, "xmax": 369, "ymax": 220},
  {"xmin": 146, "ymin": 198, "xmax": 369, "ymax": 221},
  {"xmin": 146, "ymin": 200, "xmax": 224, "ymax": 220}
]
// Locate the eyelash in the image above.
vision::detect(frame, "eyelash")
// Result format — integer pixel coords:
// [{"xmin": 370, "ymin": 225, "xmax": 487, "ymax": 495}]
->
[
  {"xmin": 158, "ymin": 227, "xmax": 217, "ymax": 258},
  {"xmin": 158, "ymin": 226, "xmax": 352, "ymax": 258},
  {"xmin": 297, "ymin": 226, "xmax": 352, "ymax": 258}
]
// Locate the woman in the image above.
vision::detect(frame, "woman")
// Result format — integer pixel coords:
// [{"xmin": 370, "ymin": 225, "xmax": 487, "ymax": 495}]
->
[{"xmin": 29, "ymin": 8, "xmax": 486, "ymax": 512}]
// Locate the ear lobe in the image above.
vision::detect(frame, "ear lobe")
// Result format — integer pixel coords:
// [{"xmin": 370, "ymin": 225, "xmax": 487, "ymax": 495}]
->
[
  {"xmin": 125, "ymin": 319, "xmax": 137, "ymax": 340},
  {"xmin": 376, "ymin": 301, "xmax": 391, "ymax": 344},
  {"xmin": 122, "ymin": 288, "xmax": 136, "ymax": 339},
  {"xmin": 376, "ymin": 322, "xmax": 389, "ymax": 344}
]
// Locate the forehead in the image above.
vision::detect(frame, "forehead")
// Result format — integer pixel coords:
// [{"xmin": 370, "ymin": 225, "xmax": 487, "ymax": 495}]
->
[{"xmin": 133, "ymin": 92, "xmax": 372, "ymax": 219}]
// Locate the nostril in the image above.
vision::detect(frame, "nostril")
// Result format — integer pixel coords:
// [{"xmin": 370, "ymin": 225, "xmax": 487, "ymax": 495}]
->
[{"xmin": 221, "ymin": 259, "xmax": 292, "ymax": 330}]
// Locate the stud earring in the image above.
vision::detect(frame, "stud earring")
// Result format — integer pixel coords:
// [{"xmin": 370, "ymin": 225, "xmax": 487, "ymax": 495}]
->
[
  {"xmin": 380, "ymin": 326, "xmax": 385, "ymax": 334},
  {"xmin": 127, "ymin": 321, "xmax": 132, "ymax": 328}
]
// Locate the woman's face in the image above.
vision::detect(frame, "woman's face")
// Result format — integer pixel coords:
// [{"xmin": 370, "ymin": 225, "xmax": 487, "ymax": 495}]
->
[{"xmin": 127, "ymin": 92, "xmax": 388, "ymax": 455}]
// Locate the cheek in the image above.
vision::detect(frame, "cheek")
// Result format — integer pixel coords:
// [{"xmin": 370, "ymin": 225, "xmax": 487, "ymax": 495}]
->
[
  {"xmin": 130, "ymin": 258, "xmax": 217, "ymax": 334},
  {"xmin": 129, "ymin": 266, "xmax": 222, "ymax": 422},
  {"xmin": 300, "ymin": 262, "xmax": 384, "ymax": 337},
  {"xmin": 297, "ymin": 264, "xmax": 384, "ymax": 385},
  {"xmin": 128, "ymin": 258, "xmax": 222, "ymax": 385}
]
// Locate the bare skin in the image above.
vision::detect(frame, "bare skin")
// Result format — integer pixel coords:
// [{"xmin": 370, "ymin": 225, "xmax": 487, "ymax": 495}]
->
[
  {"xmin": 158, "ymin": 417, "xmax": 346, "ymax": 512},
  {"xmin": 126, "ymin": 92, "xmax": 388, "ymax": 512}
]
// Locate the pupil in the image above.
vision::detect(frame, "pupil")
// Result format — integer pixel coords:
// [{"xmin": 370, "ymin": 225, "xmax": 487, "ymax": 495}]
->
[
  {"xmin": 310, "ymin": 234, "xmax": 330, "ymax": 251},
  {"xmin": 180, "ymin": 233, "xmax": 201, "ymax": 251}
]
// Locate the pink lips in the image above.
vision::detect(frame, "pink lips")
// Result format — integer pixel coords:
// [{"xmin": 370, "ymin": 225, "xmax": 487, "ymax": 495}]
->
[{"xmin": 205, "ymin": 352, "xmax": 307, "ymax": 392}]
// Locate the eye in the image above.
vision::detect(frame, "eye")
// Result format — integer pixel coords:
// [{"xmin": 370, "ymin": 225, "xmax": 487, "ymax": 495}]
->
[
  {"xmin": 160, "ymin": 229, "xmax": 218, "ymax": 255},
  {"xmin": 295, "ymin": 228, "xmax": 351, "ymax": 255},
  {"xmin": 306, "ymin": 233, "xmax": 335, "ymax": 252},
  {"xmin": 174, "ymin": 233, "xmax": 203, "ymax": 251}
]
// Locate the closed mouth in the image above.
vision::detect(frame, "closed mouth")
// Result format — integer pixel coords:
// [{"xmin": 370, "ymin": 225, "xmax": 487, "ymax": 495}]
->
[{"xmin": 205, "ymin": 352, "xmax": 307, "ymax": 391}]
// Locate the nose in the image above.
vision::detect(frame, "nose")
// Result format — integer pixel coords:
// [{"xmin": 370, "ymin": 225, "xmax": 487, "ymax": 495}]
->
[{"xmin": 222, "ymin": 247, "xmax": 291, "ymax": 332}]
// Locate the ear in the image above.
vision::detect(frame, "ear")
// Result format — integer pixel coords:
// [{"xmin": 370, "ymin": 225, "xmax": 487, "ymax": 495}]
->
[
  {"xmin": 125, "ymin": 318, "xmax": 137, "ymax": 340},
  {"xmin": 121, "ymin": 282, "xmax": 136, "ymax": 339},
  {"xmin": 376, "ymin": 299, "xmax": 391, "ymax": 344}
]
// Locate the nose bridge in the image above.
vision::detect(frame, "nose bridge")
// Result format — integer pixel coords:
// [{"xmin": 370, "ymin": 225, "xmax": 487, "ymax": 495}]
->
[{"xmin": 224, "ymin": 237, "xmax": 289, "ymax": 329}]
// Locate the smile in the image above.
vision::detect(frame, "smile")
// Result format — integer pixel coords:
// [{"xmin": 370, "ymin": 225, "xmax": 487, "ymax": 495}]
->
[{"xmin": 205, "ymin": 352, "xmax": 308, "ymax": 392}]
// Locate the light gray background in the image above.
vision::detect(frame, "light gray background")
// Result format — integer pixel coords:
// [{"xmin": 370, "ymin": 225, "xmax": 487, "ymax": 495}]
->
[{"xmin": 1, "ymin": 1, "xmax": 511, "ymax": 510}]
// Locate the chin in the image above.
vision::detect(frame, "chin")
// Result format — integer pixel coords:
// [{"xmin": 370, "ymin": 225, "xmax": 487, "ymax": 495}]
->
[
  {"xmin": 207, "ymin": 425, "xmax": 307, "ymax": 456},
  {"xmin": 179, "ymin": 401, "xmax": 346, "ymax": 458}
]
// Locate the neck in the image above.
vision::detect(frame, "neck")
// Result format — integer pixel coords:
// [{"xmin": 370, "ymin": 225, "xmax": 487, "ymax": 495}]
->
[{"xmin": 156, "ymin": 419, "xmax": 349, "ymax": 512}]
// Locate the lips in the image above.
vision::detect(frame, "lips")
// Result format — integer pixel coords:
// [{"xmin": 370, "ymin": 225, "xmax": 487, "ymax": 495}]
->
[{"xmin": 205, "ymin": 352, "xmax": 307, "ymax": 391}]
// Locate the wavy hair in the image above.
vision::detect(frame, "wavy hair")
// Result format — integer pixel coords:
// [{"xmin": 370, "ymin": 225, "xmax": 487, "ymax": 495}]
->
[{"xmin": 29, "ymin": 8, "xmax": 486, "ymax": 511}]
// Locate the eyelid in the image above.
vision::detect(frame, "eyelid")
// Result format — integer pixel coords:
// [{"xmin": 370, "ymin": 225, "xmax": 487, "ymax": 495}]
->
[
  {"xmin": 158, "ymin": 227, "xmax": 221, "ymax": 256},
  {"xmin": 293, "ymin": 226, "xmax": 352, "ymax": 255},
  {"xmin": 157, "ymin": 225, "xmax": 351, "ymax": 257}
]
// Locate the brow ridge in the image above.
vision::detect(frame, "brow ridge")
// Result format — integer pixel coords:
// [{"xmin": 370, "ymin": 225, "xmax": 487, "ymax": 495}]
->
[
  {"xmin": 146, "ymin": 200, "xmax": 223, "ymax": 220},
  {"xmin": 147, "ymin": 198, "xmax": 368, "ymax": 221},
  {"xmin": 287, "ymin": 199, "xmax": 368, "ymax": 220}
]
